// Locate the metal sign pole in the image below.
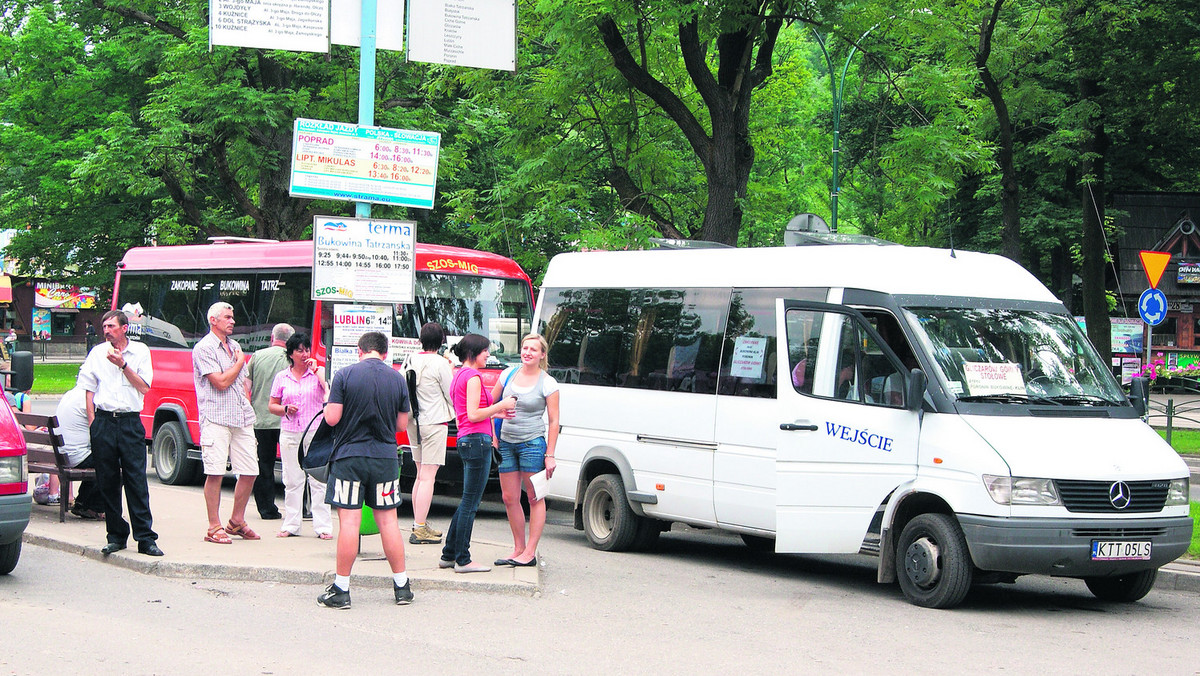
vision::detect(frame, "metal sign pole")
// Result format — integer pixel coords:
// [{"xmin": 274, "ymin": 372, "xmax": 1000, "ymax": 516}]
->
[{"xmin": 356, "ymin": 0, "xmax": 378, "ymax": 219}]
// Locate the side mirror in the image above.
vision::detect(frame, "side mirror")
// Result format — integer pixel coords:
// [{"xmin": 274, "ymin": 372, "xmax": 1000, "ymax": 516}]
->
[
  {"xmin": 905, "ymin": 368, "xmax": 927, "ymax": 412},
  {"xmin": 1128, "ymin": 376, "xmax": 1149, "ymax": 417},
  {"xmin": 7, "ymin": 350, "xmax": 33, "ymax": 393}
]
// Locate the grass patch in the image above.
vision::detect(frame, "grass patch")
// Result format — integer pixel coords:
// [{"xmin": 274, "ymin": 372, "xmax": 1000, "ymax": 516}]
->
[
  {"xmin": 29, "ymin": 363, "xmax": 80, "ymax": 395},
  {"xmin": 1154, "ymin": 428, "xmax": 1200, "ymax": 455},
  {"xmin": 1191, "ymin": 502, "xmax": 1200, "ymax": 559}
]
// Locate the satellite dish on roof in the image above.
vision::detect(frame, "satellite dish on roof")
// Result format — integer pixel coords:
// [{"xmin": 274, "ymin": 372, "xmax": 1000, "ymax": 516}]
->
[{"xmin": 784, "ymin": 213, "xmax": 830, "ymax": 246}]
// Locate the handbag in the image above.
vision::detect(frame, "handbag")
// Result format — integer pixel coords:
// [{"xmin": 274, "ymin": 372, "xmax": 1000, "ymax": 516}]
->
[
  {"xmin": 298, "ymin": 408, "xmax": 336, "ymax": 483},
  {"xmin": 492, "ymin": 367, "xmax": 517, "ymax": 439}
]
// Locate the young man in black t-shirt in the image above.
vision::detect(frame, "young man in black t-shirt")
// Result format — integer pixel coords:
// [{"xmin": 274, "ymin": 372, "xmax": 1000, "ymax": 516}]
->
[{"xmin": 318, "ymin": 331, "xmax": 413, "ymax": 609}]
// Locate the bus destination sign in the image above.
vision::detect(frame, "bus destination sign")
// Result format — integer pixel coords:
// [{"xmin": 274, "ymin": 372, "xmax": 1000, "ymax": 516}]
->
[
  {"xmin": 289, "ymin": 118, "xmax": 441, "ymax": 209},
  {"xmin": 312, "ymin": 216, "xmax": 416, "ymax": 304}
]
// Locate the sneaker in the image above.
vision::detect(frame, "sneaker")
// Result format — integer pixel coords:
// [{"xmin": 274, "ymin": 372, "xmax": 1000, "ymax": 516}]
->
[
  {"xmin": 394, "ymin": 580, "xmax": 414, "ymax": 605},
  {"xmin": 409, "ymin": 524, "xmax": 441, "ymax": 544},
  {"xmin": 317, "ymin": 584, "xmax": 351, "ymax": 609}
]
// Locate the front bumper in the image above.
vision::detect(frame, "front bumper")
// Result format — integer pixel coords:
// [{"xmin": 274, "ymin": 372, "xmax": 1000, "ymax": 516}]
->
[
  {"xmin": 0, "ymin": 493, "xmax": 32, "ymax": 545},
  {"xmin": 958, "ymin": 514, "xmax": 1193, "ymax": 577}
]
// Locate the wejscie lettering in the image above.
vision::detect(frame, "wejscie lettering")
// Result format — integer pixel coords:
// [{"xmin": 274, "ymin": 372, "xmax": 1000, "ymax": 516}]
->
[{"xmin": 824, "ymin": 422, "xmax": 894, "ymax": 452}]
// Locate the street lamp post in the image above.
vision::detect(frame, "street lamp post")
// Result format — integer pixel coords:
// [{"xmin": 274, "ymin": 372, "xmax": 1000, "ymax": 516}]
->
[{"xmin": 813, "ymin": 24, "xmax": 880, "ymax": 233}]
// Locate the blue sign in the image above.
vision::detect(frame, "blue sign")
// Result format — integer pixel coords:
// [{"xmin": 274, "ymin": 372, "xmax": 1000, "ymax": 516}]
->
[{"xmin": 1138, "ymin": 288, "xmax": 1167, "ymax": 326}]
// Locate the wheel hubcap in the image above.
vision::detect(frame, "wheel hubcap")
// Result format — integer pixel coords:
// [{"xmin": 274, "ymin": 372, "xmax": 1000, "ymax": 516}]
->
[
  {"xmin": 904, "ymin": 536, "xmax": 941, "ymax": 588},
  {"xmin": 590, "ymin": 492, "xmax": 614, "ymax": 537}
]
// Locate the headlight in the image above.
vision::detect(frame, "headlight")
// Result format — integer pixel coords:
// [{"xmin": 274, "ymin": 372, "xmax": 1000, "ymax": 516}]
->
[
  {"xmin": 1166, "ymin": 478, "xmax": 1190, "ymax": 506},
  {"xmin": 983, "ymin": 474, "xmax": 1061, "ymax": 505}
]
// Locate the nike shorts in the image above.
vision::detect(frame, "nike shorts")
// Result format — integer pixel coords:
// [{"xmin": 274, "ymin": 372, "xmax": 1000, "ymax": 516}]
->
[{"xmin": 325, "ymin": 455, "xmax": 402, "ymax": 510}]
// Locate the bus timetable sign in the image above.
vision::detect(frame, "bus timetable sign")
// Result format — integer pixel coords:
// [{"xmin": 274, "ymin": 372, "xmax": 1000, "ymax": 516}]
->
[
  {"xmin": 289, "ymin": 118, "xmax": 441, "ymax": 209},
  {"xmin": 312, "ymin": 216, "xmax": 416, "ymax": 304}
]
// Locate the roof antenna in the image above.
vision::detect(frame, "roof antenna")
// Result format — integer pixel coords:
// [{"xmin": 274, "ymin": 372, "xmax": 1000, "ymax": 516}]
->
[{"xmin": 947, "ymin": 201, "xmax": 956, "ymax": 258}]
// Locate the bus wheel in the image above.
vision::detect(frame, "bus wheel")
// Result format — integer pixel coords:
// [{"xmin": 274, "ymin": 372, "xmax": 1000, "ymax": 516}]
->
[
  {"xmin": 153, "ymin": 421, "xmax": 200, "ymax": 485},
  {"xmin": 582, "ymin": 473, "xmax": 641, "ymax": 552},
  {"xmin": 896, "ymin": 513, "xmax": 973, "ymax": 609},
  {"xmin": 1084, "ymin": 569, "xmax": 1158, "ymax": 602}
]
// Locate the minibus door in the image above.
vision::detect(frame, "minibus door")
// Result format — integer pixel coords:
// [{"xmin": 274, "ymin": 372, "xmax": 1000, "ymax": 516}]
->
[{"xmin": 773, "ymin": 300, "xmax": 921, "ymax": 553}]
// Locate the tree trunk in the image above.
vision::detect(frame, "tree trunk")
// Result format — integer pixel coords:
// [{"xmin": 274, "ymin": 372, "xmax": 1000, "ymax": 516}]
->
[{"xmin": 976, "ymin": 0, "xmax": 1021, "ymax": 263}]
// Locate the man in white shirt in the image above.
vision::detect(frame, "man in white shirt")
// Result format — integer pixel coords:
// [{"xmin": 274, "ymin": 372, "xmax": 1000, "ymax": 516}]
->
[
  {"xmin": 56, "ymin": 386, "xmax": 104, "ymax": 520},
  {"xmin": 78, "ymin": 310, "xmax": 161, "ymax": 557}
]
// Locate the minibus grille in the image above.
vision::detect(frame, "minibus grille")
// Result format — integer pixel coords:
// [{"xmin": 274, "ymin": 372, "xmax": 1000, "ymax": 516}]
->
[
  {"xmin": 1055, "ymin": 479, "xmax": 1169, "ymax": 513},
  {"xmin": 1071, "ymin": 527, "xmax": 1168, "ymax": 538}
]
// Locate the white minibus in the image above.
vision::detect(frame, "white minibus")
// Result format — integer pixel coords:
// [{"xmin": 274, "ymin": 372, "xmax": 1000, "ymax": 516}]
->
[{"xmin": 535, "ymin": 243, "xmax": 1192, "ymax": 608}]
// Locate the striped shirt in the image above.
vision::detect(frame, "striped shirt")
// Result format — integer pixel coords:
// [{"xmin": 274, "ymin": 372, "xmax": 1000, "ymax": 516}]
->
[
  {"xmin": 270, "ymin": 367, "xmax": 326, "ymax": 434},
  {"xmin": 192, "ymin": 332, "xmax": 255, "ymax": 428}
]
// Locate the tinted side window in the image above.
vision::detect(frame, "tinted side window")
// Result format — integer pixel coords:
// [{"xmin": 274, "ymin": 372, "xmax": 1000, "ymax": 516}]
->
[
  {"xmin": 540, "ymin": 287, "xmax": 728, "ymax": 394},
  {"xmin": 719, "ymin": 288, "xmax": 824, "ymax": 398},
  {"xmin": 116, "ymin": 273, "xmax": 202, "ymax": 348}
]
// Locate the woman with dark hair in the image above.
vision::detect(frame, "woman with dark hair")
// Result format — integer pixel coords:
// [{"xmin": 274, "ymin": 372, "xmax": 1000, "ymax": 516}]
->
[
  {"xmin": 401, "ymin": 321, "xmax": 454, "ymax": 544},
  {"xmin": 268, "ymin": 333, "xmax": 332, "ymax": 539},
  {"xmin": 438, "ymin": 333, "xmax": 516, "ymax": 573}
]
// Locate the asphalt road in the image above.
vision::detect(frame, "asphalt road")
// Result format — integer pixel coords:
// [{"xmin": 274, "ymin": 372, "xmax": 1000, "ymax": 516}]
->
[{"xmin": 4, "ymin": 493, "xmax": 1200, "ymax": 675}]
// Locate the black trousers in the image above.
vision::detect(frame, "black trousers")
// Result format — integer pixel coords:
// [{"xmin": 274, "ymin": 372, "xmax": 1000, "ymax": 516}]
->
[
  {"xmin": 72, "ymin": 454, "xmax": 103, "ymax": 513},
  {"xmin": 90, "ymin": 413, "xmax": 157, "ymax": 545},
  {"xmin": 253, "ymin": 427, "xmax": 281, "ymax": 516}
]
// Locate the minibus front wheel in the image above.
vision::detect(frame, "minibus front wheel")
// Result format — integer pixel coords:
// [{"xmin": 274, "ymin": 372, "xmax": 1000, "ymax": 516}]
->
[
  {"xmin": 1083, "ymin": 569, "xmax": 1157, "ymax": 602},
  {"xmin": 895, "ymin": 513, "xmax": 973, "ymax": 609}
]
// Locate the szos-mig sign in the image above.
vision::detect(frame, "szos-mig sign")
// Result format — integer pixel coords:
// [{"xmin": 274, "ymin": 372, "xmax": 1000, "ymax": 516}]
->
[{"xmin": 312, "ymin": 216, "xmax": 416, "ymax": 304}]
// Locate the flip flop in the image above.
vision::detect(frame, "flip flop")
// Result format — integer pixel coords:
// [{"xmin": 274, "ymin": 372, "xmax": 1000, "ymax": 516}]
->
[
  {"xmin": 277, "ymin": 530, "xmax": 299, "ymax": 538},
  {"xmin": 226, "ymin": 520, "xmax": 261, "ymax": 540},
  {"xmin": 205, "ymin": 525, "xmax": 233, "ymax": 544},
  {"xmin": 317, "ymin": 532, "xmax": 333, "ymax": 540}
]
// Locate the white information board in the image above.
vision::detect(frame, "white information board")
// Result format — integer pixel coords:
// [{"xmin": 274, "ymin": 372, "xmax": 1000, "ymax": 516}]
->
[
  {"xmin": 330, "ymin": 0, "xmax": 405, "ymax": 51},
  {"xmin": 729, "ymin": 336, "xmax": 768, "ymax": 379},
  {"xmin": 332, "ymin": 304, "xmax": 393, "ymax": 345},
  {"xmin": 312, "ymin": 216, "xmax": 416, "ymax": 303},
  {"xmin": 962, "ymin": 362, "xmax": 1025, "ymax": 396},
  {"xmin": 407, "ymin": 0, "xmax": 517, "ymax": 71},
  {"xmin": 290, "ymin": 118, "xmax": 441, "ymax": 209},
  {"xmin": 210, "ymin": 0, "xmax": 330, "ymax": 52}
]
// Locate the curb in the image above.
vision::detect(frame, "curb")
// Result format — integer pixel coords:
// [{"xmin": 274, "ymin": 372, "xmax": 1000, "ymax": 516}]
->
[
  {"xmin": 1155, "ymin": 561, "xmax": 1200, "ymax": 594},
  {"xmin": 23, "ymin": 532, "xmax": 540, "ymax": 596}
]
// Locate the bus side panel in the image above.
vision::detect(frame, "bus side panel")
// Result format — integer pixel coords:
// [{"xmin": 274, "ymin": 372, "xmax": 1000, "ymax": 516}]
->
[{"xmin": 713, "ymin": 395, "xmax": 777, "ymax": 531}]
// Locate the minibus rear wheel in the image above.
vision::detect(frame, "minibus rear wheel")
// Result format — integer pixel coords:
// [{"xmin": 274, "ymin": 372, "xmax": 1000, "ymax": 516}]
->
[
  {"xmin": 895, "ymin": 513, "xmax": 973, "ymax": 609},
  {"xmin": 582, "ymin": 473, "xmax": 642, "ymax": 552},
  {"xmin": 153, "ymin": 421, "xmax": 202, "ymax": 486},
  {"xmin": 1083, "ymin": 569, "xmax": 1157, "ymax": 602}
]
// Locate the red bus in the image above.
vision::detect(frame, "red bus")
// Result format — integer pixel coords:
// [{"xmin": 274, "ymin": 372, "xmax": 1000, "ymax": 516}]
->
[{"xmin": 112, "ymin": 239, "xmax": 534, "ymax": 486}]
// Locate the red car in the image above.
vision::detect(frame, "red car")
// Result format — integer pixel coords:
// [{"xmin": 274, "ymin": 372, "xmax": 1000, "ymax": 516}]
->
[{"xmin": 0, "ymin": 353, "xmax": 34, "ymax": 575}]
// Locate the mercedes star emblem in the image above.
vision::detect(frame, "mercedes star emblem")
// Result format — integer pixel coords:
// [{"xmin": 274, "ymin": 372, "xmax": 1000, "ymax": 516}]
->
[{"xmin": 1109, "ymin": 481, "xmax": 1132, "ymax": 510}]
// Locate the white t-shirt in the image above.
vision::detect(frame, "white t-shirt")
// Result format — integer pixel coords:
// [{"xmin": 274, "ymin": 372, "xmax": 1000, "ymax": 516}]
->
[{"xmin": 54, "ymin": 386, "xmax": 91, "ymax": 467}]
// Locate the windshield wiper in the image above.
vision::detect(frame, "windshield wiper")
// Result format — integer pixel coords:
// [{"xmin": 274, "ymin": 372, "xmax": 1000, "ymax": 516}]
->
[
  {"xmin": 1041, "ymin": 394, "xmax": 1122, "ymax": 406},
  {"xmin": 956, "ymin": 393, "xmax": 1060, "ymax": 405}
]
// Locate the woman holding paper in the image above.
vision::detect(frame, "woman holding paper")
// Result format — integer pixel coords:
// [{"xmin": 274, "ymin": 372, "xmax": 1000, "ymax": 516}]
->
[{"xmin": 491, "ymin": 333, "xmax": 559, "ymax": 567}]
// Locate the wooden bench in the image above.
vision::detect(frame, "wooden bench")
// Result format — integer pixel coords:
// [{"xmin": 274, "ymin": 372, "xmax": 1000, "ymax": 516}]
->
[{"xmin": 17, "ymin": 412, "xmax": 95, "ymax": 523}]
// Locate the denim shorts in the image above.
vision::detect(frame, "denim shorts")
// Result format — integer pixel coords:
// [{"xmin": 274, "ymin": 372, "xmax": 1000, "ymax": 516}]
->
[{"xmin": 497, "ymin": 436, "xmax": 547, "ymax": 474}]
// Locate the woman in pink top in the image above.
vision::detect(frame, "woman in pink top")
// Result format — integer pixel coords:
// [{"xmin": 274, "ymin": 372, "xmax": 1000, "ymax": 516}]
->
[
  {"xmin": 268, "ymin": 333, "xmax": 332, "ymax": 539},
  {"xmin": 438, "ymin": 333, "xmax": 515, "ymax": 573}
]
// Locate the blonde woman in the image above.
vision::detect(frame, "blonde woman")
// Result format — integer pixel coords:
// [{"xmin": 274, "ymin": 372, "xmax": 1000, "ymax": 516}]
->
[{"xmin": 491, "ymin": 334, "xmax": 559, "ymax": 567}]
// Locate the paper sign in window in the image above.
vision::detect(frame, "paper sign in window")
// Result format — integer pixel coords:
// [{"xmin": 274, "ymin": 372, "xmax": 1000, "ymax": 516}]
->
[{"xmin": 962, "ymin": 362, "xmax": 1025, "ymax": 395}]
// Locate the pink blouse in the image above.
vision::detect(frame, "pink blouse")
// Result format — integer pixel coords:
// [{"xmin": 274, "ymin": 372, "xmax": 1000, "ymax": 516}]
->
[{"xmin": 270, "ymin": 368, "xmax": 326, "ymax": 434}]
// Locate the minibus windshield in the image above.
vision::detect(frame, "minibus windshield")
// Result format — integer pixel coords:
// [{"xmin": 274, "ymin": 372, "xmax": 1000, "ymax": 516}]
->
[
  {"xmin": 394, "ymin": 273, "xmax": 533, "ymax": 364},
  {"xmin": 903, "ymin": 307, "xmax": 1127, "ymax": 405}
]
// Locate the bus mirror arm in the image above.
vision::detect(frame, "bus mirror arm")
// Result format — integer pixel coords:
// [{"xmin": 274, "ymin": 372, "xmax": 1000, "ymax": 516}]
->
[
  {"xmin": 1128, "ymin": 377, "xmax": 1149, "ymax": 417},
  {"xmin": 905, "ymin": 368, "xmax": 927, "ymax": 413}
]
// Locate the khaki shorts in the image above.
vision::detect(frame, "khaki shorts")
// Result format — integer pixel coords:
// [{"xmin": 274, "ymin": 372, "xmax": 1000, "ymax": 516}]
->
[
  {"xmin": 406, "ymin": 422, "xmax": 448, "ymax": 466},
  {"xmin": 201, "ymin": 420, "xmax": 259, "ymax": 476}
]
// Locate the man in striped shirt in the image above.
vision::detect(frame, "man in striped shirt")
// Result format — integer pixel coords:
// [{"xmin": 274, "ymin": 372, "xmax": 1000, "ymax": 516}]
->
[{"xmin": 193, "ymin": 302, "xmax": 261, "ymax": 545}]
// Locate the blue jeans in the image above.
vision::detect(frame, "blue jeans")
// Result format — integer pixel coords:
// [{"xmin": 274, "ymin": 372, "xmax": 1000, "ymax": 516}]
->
[{"xmin": 442, "ymin": 434, "xmax": 492, "ymax": 565}]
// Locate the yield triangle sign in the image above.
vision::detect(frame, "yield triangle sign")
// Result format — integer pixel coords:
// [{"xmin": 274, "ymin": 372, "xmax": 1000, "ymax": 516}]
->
[{"xmin": 1139, "ymin": 250, "xmax": 1172, "ymax": 289}]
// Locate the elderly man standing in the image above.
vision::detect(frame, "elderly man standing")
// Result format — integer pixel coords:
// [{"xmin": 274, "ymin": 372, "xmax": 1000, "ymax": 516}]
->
[
  {"xmin": 245, "ymin": 323, "xmax": 294, "ymax": 520},
  {"xmin": 78, "ymin": 309, "xmax": 161, "ymax": 556},
  {"xmin": 193, "ymin": 301, "xmax": 260, "ymax": 544}
]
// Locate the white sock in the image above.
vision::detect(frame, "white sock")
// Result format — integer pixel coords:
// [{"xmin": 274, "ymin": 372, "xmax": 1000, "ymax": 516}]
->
[
  {"xmin": 393, "ymin": 572, "xmax": 409, "ymax": 587},
  {"xmin": 334, "ymin": 575, "xmax": 350, "ymax": 591}
]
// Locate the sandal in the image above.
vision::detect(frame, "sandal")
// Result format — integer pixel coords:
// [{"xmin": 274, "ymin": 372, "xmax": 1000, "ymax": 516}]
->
[
  {"xmin": 317, "ymin": 532, "xmax": 333, "ymax": 540},
  {"xmin": 205, "ymin": 525, "xmax": 233, "ymax": 544},
  {"xmin": 226, "ymin": 520, "xmax": 261, "ymax": 540},
  {"xmin": 277, "ymin": 530, "xmax": 299, "ymax": 538}
]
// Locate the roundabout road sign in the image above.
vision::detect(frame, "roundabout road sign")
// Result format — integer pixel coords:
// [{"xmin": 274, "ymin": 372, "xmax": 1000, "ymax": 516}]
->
[{"xmin": 1138, "ymin": 288, "xmax": 1167, "ymax": 326}]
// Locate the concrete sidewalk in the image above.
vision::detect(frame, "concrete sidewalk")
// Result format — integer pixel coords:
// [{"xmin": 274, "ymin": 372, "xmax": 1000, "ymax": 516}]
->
[{"xmin": 23, "ymin": 480, "xmax": 539, "ymax": 595}]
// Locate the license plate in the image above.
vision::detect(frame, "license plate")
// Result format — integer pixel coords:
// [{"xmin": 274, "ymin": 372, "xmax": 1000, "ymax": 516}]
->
[{"xmin": 1091, "ymin": 540, "xmax": 1152, "ymax": 561}]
